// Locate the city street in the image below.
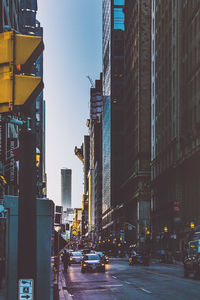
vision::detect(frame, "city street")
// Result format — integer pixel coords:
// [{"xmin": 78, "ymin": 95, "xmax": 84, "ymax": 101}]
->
[{"xmin": 64, "ymin": 258, "xmax": 200, "ymax": 300}]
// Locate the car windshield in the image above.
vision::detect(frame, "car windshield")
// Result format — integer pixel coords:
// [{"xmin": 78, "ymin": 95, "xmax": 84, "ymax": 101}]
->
[
  {"xmin": 85, "ymin": 254, "xmax": 100, "ymax": 260},
  {"xmin": 72, "ymin": 252, "xmax": 82, "ymax": 256}
]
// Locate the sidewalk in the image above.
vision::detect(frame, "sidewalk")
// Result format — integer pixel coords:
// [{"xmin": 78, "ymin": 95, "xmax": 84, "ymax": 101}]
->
[{"xmin": 56, "ymin": 259, "xmax": 73, "ymax": 300}]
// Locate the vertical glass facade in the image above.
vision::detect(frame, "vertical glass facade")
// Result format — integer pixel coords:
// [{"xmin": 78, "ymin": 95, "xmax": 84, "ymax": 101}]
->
[
  {"xmin": 102, "ymin": 96, "xmax": 111, "ymax": 213},
  {"xmin": 102, "ymin": 0, "xmax": 124, "ymax": 218},
  {"xmin": 103, "ymin": 0, "xmax": 111, "ymax": 97}
]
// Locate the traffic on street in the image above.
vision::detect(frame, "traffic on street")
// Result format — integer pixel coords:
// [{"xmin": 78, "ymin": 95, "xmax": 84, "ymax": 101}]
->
[{"xmin": 61, "ymin": 256, "xmax": 200, "ymax": 300}]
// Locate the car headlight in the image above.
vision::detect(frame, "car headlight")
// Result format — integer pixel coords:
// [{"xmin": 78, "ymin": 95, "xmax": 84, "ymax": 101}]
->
[
  {"xmin": 83, "ymin": 263, "xmax": 87, "ymax": 267},
  {"xmin": 101, "ymin": 263, "xmax": 105, "ymax": 266},
  {"xmin": 70, "ymin": 257, "xmax": 72, "ymax": 261}
]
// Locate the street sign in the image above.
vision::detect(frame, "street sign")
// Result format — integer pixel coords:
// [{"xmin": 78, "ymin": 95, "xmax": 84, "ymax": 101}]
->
[
  {"xmin": 0, "ymin": 206, "xmax": 7, "ymax": 219},
  {"xmin": 19, "ymin": 279, "xmax": 33, "ymax": 300},
  {"xmin": 0, "ymin": 204, "xmax": 4, "ymax": 212}
]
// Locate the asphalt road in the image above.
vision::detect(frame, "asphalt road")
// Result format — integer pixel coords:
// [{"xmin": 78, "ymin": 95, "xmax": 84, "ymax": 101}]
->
[{"xmin": 64, "ymin": 258, "xmax": 200, "ymax": 300}]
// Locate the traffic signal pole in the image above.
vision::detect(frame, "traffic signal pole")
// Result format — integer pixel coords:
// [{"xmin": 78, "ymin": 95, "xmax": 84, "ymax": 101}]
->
[{"xmin": 18, "ymin": 126, "xmax": 37, "ymax": 299}]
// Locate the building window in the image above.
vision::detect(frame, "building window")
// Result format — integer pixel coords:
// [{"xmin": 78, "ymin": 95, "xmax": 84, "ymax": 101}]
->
[
  {"xmin": 113, "ymin": 8, "xmax": 124, "ymax": 31},
  {"xmin": 114, "ymin": 0, "xmax": 124, "ymax": 4}
]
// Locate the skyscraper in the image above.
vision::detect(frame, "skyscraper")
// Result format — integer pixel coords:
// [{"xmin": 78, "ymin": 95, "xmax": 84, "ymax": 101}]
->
[
  {"xmin": 123, "ymin": 0, "xmax": 151, "ymax": 243},
  {"xmin": 102, "ymin": 0, "xmax": 125, "ymax": 238},
  {"xmin": 151, "ymin": 0, "xmax": 200, "ymax": 251},
  {"xmin": 61, "ymin": 168, "xmax": 72, "ymax": 211}
]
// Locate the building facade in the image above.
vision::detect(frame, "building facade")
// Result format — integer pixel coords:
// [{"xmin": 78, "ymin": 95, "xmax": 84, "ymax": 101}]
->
[
  {"xmin": 61, "ymin": 168, "xmax": 72, "ymax": 211},
  {"xmin": 89, "ymin": 74, "xmax": 103, "ymax": 240},
  {"xmin": 122, "ymin": 0, "xmax": 151, "ymax": 245},
  {"xmin": 151, "ymin": 0, "xmax": 200, "ymax": 252},
  {"xmin": 151, "ymin": 0, "xmax": 181, "ymax": 251},
  {"xmin": 102, "ymin": 0, "xmax": 125, "ymax": 239}
]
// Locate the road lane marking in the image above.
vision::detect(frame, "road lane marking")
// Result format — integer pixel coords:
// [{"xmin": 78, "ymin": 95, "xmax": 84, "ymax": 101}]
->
[
  {"xmin": 125, "ymin": 281, "xmax": 131, "ymax": 284},
  {"xmin": 104, "ymin": 284, "xmax": 123, "ymax": 287},
  {"xmin": 112, "ymin": 276, "xmax": 117, "ymax": 279},
  {"xmin": 140, "ymin": 287, "xmax": 152, "ymax": 294}
]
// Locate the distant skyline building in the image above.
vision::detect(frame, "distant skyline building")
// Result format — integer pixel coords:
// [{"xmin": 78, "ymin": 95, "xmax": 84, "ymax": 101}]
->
[{"xmin": 61, "ymin": 168, "xmax": 72, "ymax": 211}]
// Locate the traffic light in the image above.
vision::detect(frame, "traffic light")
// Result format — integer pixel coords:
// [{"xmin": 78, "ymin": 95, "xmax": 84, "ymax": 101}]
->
[
  {"xmin": 0, "ymin": 31, "xmax": 44, "ymax": 113},
  {"xmin": 164, "ymin": 226, "xmax": 168, "ymax": 233}
]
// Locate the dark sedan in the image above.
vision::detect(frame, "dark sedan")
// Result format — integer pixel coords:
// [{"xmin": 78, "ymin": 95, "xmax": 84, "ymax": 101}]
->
[
  {"xmin": 81, "ymin": 254, "xmax": 105, "ymax": 273},
  {"xmin": 129, "ymin": 251, "xmax": 149, "ymax": 266}
]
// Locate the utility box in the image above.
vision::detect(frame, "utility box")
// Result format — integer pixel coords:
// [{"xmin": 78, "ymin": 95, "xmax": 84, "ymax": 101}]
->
[{"xmin": 4, "ymin": 196, "xmax": 54, "ymax": 300}]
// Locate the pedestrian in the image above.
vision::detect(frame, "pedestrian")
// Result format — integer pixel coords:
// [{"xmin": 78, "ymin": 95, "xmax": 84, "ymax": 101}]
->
[{"xmin": 63, "ymin": 250, "xmax": 70, "ymax": 272}]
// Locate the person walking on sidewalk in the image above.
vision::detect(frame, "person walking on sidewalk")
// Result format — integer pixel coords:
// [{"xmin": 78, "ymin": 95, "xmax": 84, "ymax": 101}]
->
[{"xmin": 63, "ymin": 249, "xmax": 70, "ymax": 272}]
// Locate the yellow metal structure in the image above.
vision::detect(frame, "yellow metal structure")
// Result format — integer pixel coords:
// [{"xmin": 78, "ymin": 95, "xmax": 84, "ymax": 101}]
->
[
  {"xmin": 0, "ymin": 31, "xmax": 44, "ymax": 113},
  {"xmin": 74, "ymin": 146, "xmax": 84, "ymax": 163}
]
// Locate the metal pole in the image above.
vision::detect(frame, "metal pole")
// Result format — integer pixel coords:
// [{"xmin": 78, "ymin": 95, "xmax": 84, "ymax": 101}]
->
[{"xmin": 18, "ymin": 129, "xmax": 37, "ymax": 298}]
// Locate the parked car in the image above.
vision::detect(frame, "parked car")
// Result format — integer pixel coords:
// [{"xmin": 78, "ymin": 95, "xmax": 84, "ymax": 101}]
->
[
  {"xmin": 184, "ymin": 240, "xmax": 200, "ymax": 278},
  {"xmin": 129, "ymin": 251, "xmax": 149, "ymax": 266},
  {"xmin": 81, "ymin": 254, "xmax": 105, "ymax": 273},
  {"xmin": 69, "ymin": 251, "xmax": 83, "ymax": 264},
  {"xmin": 95, "ymin": 252, "xmax": 109, "ymax": 264}
]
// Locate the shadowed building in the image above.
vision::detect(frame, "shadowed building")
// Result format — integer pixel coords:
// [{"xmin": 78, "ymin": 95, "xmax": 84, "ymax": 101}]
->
[
  {"xmin": 88, "ymin": 74, "xmax": 103, "ymax": 240},
  {"xmin": 151, "ymin": 0, "xmax": 200, "ymax": 252},
  {"xmin": 122, "ymin": 0, "xmax": 151, "ymax": 245}
]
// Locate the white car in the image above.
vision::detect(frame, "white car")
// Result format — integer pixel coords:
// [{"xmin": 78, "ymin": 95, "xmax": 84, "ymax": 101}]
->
[{"xmin": 69, "ymin": 251, "xmax": 83, "ymax": 264}]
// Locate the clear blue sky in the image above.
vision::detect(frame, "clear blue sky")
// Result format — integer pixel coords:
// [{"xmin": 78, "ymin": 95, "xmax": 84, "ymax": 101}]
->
[{"xmin": 37, "ymin": 0, "xmax": 102, "ymax": 207}]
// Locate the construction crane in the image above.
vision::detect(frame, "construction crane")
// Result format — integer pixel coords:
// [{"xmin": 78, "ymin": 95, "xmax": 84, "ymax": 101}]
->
[{"xmin": 86, "ymin": 75, "xmax": 95, "ymax": 88}]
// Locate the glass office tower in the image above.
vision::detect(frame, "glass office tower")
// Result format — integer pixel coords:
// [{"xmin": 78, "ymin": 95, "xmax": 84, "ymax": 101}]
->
[{"xmin": 102, "ymin": 0, "xmax": 125, "ymax": 238}]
